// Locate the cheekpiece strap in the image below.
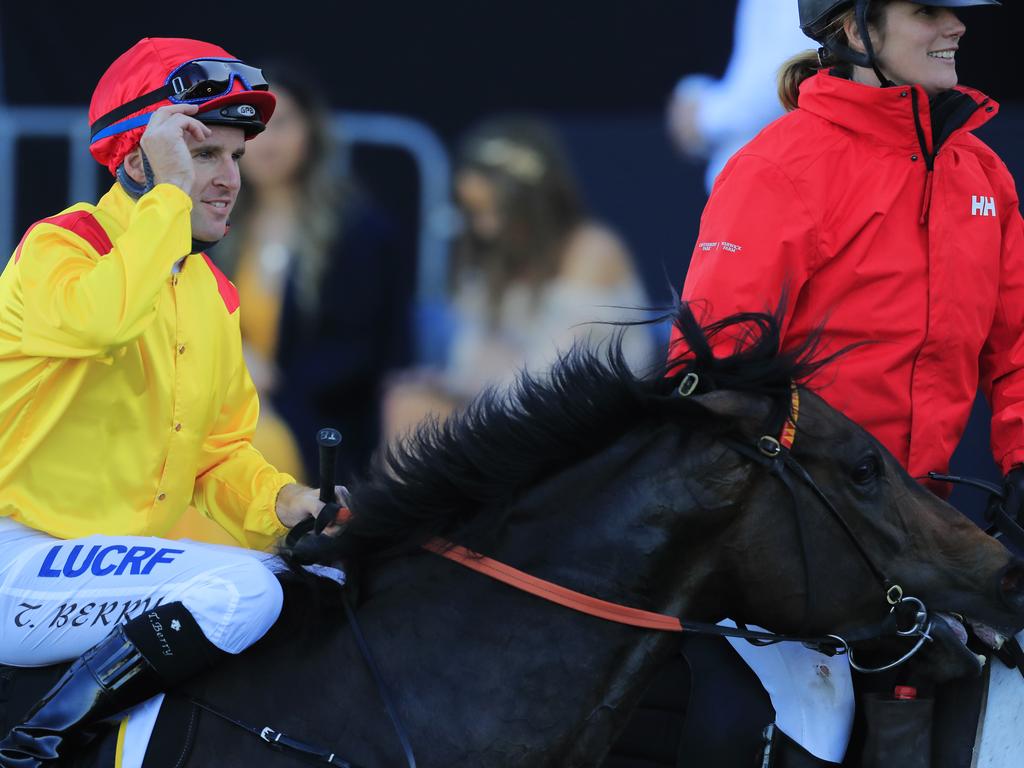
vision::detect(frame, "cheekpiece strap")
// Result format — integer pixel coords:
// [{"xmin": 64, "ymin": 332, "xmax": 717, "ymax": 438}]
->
[{"xmin": 779, "ymin": 384, "xmax": 800, "ymax": 451}]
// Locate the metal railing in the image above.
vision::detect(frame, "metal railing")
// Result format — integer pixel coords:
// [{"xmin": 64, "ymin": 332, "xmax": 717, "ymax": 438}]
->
[{"xmin": 0, "ymin": 107, "xmax": 454, "ymax": 362}]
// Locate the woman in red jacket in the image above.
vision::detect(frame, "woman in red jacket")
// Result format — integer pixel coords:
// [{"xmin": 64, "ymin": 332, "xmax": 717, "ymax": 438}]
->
[
  {"xmin": 675, "ymin": 1, "xmax": 1017, "ymax": 765},
  {"xmin": 681, "ymin": 0, "xmax": 1019, "ymax": 497}
]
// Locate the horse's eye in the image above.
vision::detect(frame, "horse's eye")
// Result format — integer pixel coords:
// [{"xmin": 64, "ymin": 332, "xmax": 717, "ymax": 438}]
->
[{"xmin": 851, "ymin": 456, "xmax": 881, "ymax": 485}]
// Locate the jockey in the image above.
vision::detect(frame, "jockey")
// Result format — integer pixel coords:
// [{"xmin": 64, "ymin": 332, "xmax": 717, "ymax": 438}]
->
[
  {"xmin": 673, "ymin": 0, "xmax": 1015, "ymax": 764},
  {"xmin": 0, "ymin": 38, "xmax": 341, "ymax": 766}
]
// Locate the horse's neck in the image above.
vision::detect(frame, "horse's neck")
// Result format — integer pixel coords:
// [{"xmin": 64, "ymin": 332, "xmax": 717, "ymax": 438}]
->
[
  {"xmin": 183, "ymin": 559, "xmax": 708, "ymax": 768},
  {"xmin": 348, "ymin": 549, "xmax": 695, "ymax": 766},
  {"xmin": 335, "ymin": 428, "xmax": 727, "ymax": 765},
  {"xmin": 188, "ymin": 427, "xmax": 738, "ymax": 767}
]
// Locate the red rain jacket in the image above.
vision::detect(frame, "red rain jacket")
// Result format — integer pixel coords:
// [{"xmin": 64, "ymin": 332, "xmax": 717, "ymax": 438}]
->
[{"xmin": 677, "ymin": 72, "xmax": 1024, "ymax": 486}]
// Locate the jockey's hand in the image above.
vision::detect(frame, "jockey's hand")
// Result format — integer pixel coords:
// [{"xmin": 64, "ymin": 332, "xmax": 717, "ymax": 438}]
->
[
  {"xmin": 275, "ymin": 483, "xmax": 351, "ymax": 534},
  {"xmin": 1003, "ymin": 466, "xmax": 1024, "ymax": 524},
  {"xmin": 139, "ymin": 103, "xmax": 211, "ymax": 192}
]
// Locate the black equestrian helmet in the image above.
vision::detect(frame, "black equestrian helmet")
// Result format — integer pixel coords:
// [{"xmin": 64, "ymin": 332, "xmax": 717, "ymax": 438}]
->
[{"xmin": 799, "ymin": 0, "xmax": 1001, "ymax": 43}]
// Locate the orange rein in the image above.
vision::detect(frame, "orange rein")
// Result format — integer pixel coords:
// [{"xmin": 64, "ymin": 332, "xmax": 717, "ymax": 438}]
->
[{"xmin": 423, "ymin": 539, "xmax": 686, "ymax": 632}]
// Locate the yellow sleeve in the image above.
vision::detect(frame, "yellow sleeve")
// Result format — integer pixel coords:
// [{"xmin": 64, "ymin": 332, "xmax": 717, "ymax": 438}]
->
[
  {"xmin": 191, "ymin": 356, "xmax": 294, "ymax": 551},
  {"xmin": 18, "ymin": 185, "xmax": 192, "ymax": 358}
]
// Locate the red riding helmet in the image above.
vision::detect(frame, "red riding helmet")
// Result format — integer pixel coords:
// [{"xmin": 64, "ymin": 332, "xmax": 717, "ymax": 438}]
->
[{"xmin": 89, "ymin": 38, "xmax": 277, "ymax": 175}]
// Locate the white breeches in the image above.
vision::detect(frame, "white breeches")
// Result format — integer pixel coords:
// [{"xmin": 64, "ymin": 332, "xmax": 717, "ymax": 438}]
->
[{"xmin": 0, "ymin": 517, "xmax": 285, "ymax": 666}]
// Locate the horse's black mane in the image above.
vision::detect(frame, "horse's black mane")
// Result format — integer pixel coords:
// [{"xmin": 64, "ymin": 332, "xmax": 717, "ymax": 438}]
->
[{"xmin": 309, "ymin": 302, "xmax": 840, "ymax": 561}]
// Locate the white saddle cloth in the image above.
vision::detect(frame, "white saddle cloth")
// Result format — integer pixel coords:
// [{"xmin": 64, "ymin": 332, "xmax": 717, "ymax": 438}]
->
[{"xmin": 720, "ymin": 619, "xmax": 855, "ymax": 764}]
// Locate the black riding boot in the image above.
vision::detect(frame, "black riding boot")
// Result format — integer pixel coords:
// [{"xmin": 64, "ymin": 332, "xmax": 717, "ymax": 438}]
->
[
  {"xmin": 760, "ymin": 724, "xmax": 844, "ymax": 768},
  {"xmin": 0, "ymin": 602, "xmax": 224, "ymax": 767}
]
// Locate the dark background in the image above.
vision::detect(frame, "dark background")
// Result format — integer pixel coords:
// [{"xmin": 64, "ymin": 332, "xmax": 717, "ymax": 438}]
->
[
  {"xmin": 2, "ymin": 0, "xmax": 1020, "ymax": 515},
  {"xmin": 3, "ymin": 1, "xmax": 1021, "ymax": 287},
  {"xmin": 2, "ymin": 1, "xmax": 1020, "ymax": 134}
]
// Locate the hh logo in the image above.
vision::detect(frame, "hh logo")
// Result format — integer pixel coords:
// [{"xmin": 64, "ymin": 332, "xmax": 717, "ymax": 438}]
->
[{"xmin": 972, "ymin": 196, "xmax": 996, "ymax": 217}]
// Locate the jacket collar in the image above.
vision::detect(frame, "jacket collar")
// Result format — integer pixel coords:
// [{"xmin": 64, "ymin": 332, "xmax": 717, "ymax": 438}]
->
[
  {"xmin": 797, "ymin": 71, "xmax": 998, "ymax": 151},
  {"xmin": 95, "ymin": 183, "xmax": 193, "ymax": 270}
]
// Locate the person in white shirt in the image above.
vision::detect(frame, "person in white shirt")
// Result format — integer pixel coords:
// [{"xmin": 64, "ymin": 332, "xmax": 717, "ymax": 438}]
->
[{"xmin": 667, "ymin": 0, "xmax": 809, "ymax": 192}]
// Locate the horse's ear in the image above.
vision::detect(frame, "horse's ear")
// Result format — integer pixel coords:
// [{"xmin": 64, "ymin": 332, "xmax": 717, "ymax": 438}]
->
[{"xmin": 690, "ymin": 391, "xmax": 773, "ymax": 433}]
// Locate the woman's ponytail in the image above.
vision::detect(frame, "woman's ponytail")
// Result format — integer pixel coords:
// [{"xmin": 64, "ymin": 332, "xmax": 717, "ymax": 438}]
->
[
  {"xmin": 779, "ymin": 3, "xmax": 889, "ymax": 112},
  {"xmin": 778, "ymin": 51, "xmax": 822, "ymax": 112}
]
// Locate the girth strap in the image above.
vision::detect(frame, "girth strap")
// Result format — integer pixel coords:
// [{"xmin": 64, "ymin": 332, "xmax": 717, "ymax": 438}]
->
[
  {"xmin": 188, "ymin": 697, "xmax": 356, "ymax": 767},
  {"xmin": 186, "ymin": 591, "xmax": 417, "ymax": 768}
]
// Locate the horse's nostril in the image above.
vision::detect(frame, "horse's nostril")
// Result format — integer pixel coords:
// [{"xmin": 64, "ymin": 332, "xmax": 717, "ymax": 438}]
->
[{"xmin": 999, "ymin": 562, "xmax": 1024, "ymax": 611}]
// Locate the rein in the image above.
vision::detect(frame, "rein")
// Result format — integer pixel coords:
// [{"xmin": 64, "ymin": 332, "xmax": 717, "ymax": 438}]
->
[
  {"xmin": 928, "ymin": 472, "xmax": 1024, "ymax": 553},
  {"xmin": 422, "ymin": 539, "xmax": 904, "ymax": 653}
]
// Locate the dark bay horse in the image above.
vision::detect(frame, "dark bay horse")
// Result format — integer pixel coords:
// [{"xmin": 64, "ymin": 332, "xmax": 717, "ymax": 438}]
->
[{"xmin": 96, "ymin": 307, "xmax": 1024, "ymax": 765}]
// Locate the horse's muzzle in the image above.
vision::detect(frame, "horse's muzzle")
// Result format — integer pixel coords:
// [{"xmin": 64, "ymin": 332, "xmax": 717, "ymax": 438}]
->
[{"xmin": 998, "ymin": 559, "xmax": 1024, "ymax": 614}]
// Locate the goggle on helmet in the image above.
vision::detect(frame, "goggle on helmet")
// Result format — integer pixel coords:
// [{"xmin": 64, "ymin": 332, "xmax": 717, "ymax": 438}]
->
[{"xmin": 90, "ymin": 57, "xmax": 271, "ymax": 144}]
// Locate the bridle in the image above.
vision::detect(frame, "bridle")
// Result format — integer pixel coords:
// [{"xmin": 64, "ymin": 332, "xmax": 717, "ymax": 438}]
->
[
  {"xmin": 216, "ymin": 380, "xmax": 936, "ymax": 767},
  {"xmin": 705, "ymin": 380, "xmax": 934, "ymax": 674},
  {"xmin": 428, "ymin": 377, "xmax": 934, "ymax": 675}
]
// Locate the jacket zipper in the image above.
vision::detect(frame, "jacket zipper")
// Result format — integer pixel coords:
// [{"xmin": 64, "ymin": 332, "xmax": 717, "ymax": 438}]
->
[
  {"xmin": 910, "ymin": 89, "xmax": 935, "ymax": 224},
  {"xmin": 906, "ymin": 87, "xmax": 936, "ymax": 472}
]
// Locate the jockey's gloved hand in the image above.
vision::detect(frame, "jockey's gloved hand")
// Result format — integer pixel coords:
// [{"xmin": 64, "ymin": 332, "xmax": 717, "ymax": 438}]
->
[{"xmin": 1003, "ymin": 466, "xmax": 1024, "ymax": 523}]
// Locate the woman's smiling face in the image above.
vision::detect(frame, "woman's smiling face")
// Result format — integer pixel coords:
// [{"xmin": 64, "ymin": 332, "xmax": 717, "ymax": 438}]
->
[{"xmin": 866, "ymin": 2, "xmax": 968, "ymax": 96}]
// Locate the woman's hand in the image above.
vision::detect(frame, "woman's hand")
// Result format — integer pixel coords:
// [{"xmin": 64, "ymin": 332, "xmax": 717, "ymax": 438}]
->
[
  {"xmin": 1003, "ymin": 467, "xmax": 1024, "ymax": 524},
  {"xmin": 381, "ymin": 372, "xmax": 461, "ymax": 443},
  {"xmin": 666, "ymin": 94, "xmax": 707, "ymax": 159},
  {"xmin": 242, "ymin": 343, "xmax": 279, "ymax": 395}
]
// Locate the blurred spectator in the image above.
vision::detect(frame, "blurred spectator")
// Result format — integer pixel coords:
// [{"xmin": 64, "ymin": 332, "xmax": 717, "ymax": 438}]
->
[
  {"xmin": 384, "ymin": 117, "xmax": 654, "ymax": 439},
  {"xmin": 667, "ymin": 0, "xmax": 808, "ymax": 193},
  {"xmin": 218, "ymin": 64, "xmax": 413, "ymax": 483}
]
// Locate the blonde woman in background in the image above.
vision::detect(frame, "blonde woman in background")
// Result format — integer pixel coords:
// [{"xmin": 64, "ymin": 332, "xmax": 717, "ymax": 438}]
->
[{"xmin": 385, "ymin": 117, "xmax": 654, "ymax": 438}]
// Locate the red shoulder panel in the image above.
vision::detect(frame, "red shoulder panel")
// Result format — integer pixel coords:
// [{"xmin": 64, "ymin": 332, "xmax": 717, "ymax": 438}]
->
[
  {"xmin": 202, "ymin": 254, "xmax": 240, "ymax": 314},
  {"xmin": 14, "ymin": 211, "xmax": 114, "ymax": 264}
]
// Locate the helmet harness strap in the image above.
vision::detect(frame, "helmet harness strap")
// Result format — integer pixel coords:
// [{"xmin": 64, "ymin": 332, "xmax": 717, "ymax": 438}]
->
[
  {"xmin": 819, "ymin": 0, "xmax": 895, "ymax": 87},
  {"xmin": 856, "ymin": 0, "xmax": 896, "ymax": 88},
  {"xmin": 115, "ymin": 149, "xmax": 156, "ymax": 199}
]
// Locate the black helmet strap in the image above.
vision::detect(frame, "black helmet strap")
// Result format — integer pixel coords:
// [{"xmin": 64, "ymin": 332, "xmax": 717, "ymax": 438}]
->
[
  {"xmin": 116, "ymin": 148, "xmax": 157, "ymax": 199},
  {"xmin": 820, "ymin": 0, "xmax": 895, "ymax": 87}
]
